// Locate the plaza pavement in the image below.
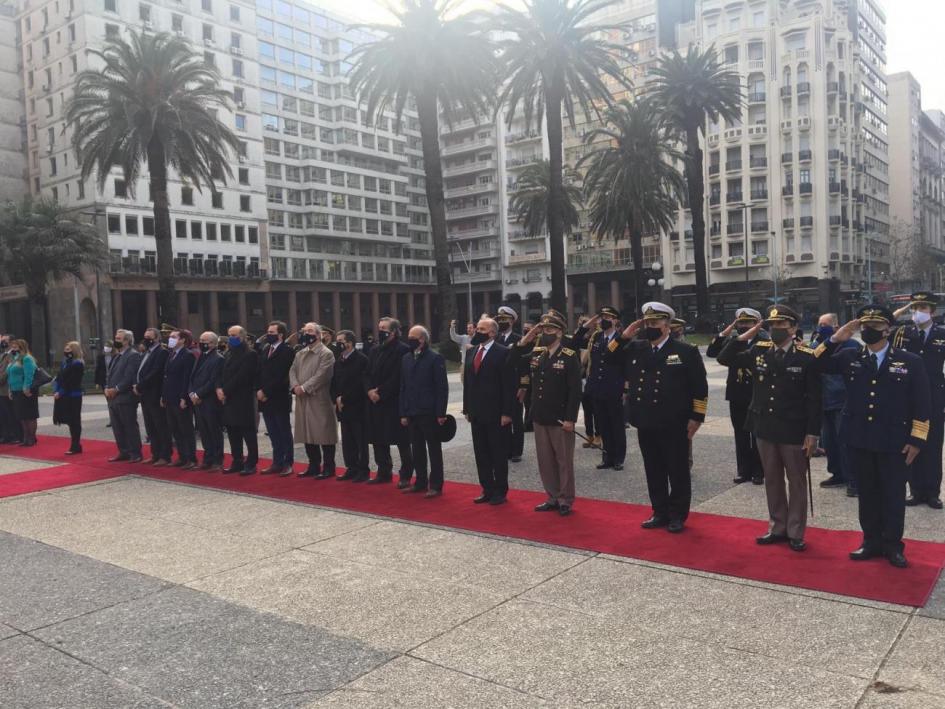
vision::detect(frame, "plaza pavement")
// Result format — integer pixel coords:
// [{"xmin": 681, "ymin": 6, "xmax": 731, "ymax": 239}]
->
[{"xmin": 1, "ymin": 358, "xmax": 944, "ymax": 708}]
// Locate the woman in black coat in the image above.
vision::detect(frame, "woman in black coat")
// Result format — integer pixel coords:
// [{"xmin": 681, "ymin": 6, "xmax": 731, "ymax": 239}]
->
[
  {"xmin": 53, "ymin": 340, "xmax": 85, "ymax": 454},
  {"xmin": 217, "ymin": 331, "xmax": 260, "ymax": 474}
]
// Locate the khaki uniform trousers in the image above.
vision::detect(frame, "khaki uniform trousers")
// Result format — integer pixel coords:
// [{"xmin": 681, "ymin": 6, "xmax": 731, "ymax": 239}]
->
[
  {"xmin": 533, "ymin": 422, "xmax": 576, "ymax": 506},
  {"xmin": 757, "ymin": 438, "xmax": 809, "ymax": 540}
]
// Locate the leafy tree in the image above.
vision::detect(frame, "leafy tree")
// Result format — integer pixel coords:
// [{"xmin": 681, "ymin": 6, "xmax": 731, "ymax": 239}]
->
[
  {"xmin": 348, "ymin": 0, "xmax": 496, "ymax": 345},
  {"xmin": 508, "ymin": 160, "xmax": 582, "ymax": 238},
  {"xmin": 649, "ymin": 46, "xmax": 742, "ymax": 323},
  {"xmin": 0, "ymin": 198, "xmax": 107, "ymax": 364},
  {"xmin": 580, "ymin": 98, "xmax": 684, "ymax": 312},
  {"xmin": 495, "ymin": 0, "xmax": 631, "ymax": 311},
  {"xmin": 67, "ymin": 30, "xmax": 239, "ymax": 325}
]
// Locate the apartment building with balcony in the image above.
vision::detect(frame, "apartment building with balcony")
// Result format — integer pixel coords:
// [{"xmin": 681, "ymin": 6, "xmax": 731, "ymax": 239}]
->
[{"xmin": 660, "ymin": 0, "xmax": 886, "ymax": 322}]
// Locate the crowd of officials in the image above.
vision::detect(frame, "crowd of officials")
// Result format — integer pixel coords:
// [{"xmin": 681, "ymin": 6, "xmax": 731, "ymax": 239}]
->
[{"xmin": 0, "ymin": 290, "xmax": 940, "ymax": 568}]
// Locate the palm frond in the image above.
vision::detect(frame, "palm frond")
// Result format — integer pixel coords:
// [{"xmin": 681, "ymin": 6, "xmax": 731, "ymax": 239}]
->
[{"xmin": 508, "ymin": 160, "xmax": 582, "ymax": 236}]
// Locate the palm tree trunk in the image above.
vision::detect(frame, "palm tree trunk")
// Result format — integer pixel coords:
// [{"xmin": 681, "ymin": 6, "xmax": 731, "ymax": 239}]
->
[
  {"xmin": 685, "ymin": 123, "xmax": 709, "ymax": 324},
  {"xmin": 416, "ymin": 88, "xmax": 457, "ymax": 349},
  {"xmin": 629, "ymin": 215, "xmax": 645, "ymax": 315},
  {"xmin": 28, "ymin": 295, "xmax": 47, "ymax": 366},
  {"xmin": 148, "ymin": 138, "xmax": 178, "ymax": 326},
  {"xmin": 545, "ymin": 86, "xmax": 566, "ymax": 313}
]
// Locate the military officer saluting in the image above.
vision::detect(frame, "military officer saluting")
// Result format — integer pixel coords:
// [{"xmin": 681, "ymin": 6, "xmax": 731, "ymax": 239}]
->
[
  {"xmin": 571, "ymin": 306, "xmax": 627, "ymax": 471},
  {"xmin": 603, "ymin": 302, "xmax": 708, "ymax": 533},
  {"xmin": 891, "ymin": 291, "xmax": 945, "ymax": 509},
  {"xmin": 718, "ymin": 305, "xmax": 821, "ymax": 552},
  {"xmin": 707, "ymin": 308, "xmax": 768, "ymax": 485},
  {"xmin": 510, "ymin": 312, "xmax": 582, "ymax": 516},
  {"xmin": 817, "ymin": 305, "xmax": 931, "ymax": 568}
]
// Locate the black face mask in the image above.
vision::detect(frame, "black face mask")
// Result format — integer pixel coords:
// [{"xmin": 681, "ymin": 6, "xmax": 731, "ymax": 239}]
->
[
  {"xmin": 644, "ymin": 327, "xmax": 663, "ymax": 341},
  {"xmin": 142, "ymin": 337, "xmax": 154, "ymax": 348},
  {"xmin": 377, "ymin": 330, "xmax": 391, "ymax": 343},
  {"xmin": 199, "ymin": 342, "xmax": 211, "ymax": 353},
  {"xmin": 265, "ymin": 333, "xmax": 279, "ymax": 344},
  {"xmin": 407, "ymin": 337, "xmax": 421, "ymax": 351},
  {"xmin": 861, "ymin": 327, "xmax": 886, "ymax": 345},
  {"xmin": 470, "ymin": 332, "xmax": 488, "ymax": 346},
  {"xmin": 498, "ymin": 321, "xmax": 511, "ymax": 333},
  {"xmin": 217, "ymin": 343, "xmax": 227, "ymax": 353},
  {"xmin": 299, "ymin": 333, "xmax": 316, "ymax": 347},
  {"xmin": 736, "ymin": 326, "xmax": 752, "ymax": 335},
  {"xmin": 539, "ymin": 333, "xmax": 558, "ymax": 347},
  {"xmin": 600, "ymin": 319, "xmax": 613, "ymax": 330},
  {"xmin": 770, "ymin": 327, "xmax": 791, "ymax": 345},
  {"xmin": 113, "ymin": 340, "xmax": 123, "ymax": 350},
  {"xmin": 64, "ymin": 351, "xmax": 74, "ymax": 359}
]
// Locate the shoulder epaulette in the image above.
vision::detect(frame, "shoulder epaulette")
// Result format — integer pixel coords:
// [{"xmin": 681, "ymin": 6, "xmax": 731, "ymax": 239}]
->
[
  {"xmin": 532, "ymin": 346, "xmax": 546, "ymax": 353},
  {"xmin": 795, "ymin": 344, "xmax": 814, "ymax": 354},
  {"xmin": 755, "ymin": 341, "xmax": 773, "ymax": 348},
  {"xmin": 561, "ymin": 347, "xmax": 575, "ymax": 356}
]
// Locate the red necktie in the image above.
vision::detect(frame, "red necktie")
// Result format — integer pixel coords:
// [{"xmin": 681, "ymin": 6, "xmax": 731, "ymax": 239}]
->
[{"xmin": 473, "ymin": 345, "xmax": 485, "ymax": 374}]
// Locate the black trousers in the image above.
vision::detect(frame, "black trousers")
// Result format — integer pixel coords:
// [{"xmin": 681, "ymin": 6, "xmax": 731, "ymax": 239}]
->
[
  {"xmin": 226, "ymin": 424, "xmax": 258, "ymax": 468},
  {"xmin": 594, "ymin": 395, "xmax": 626, "ymax": 465},
  {"xmin": 523, "ymin": 393, "xmax": 533, "ymax": 431},
  {"xmin": 194, "ymin": 402, "xmax": 224, "ymax": 464},
  {"xmin": 373, "ymin": 442, "xmax": 413, "ymax": 479},
  {"xmin": 142, "ymin": 399, "xmax": 172, "ymax": 460},
  {"xmin": 68, "ymin": 420, "xmax": 82, "ymax": 451},
  {"xmin": 305, "ymin": 443, "xmax": 336, "ymax": 473},
  {"xmin": 471, "ymin": 418, "xmax": 510, "ymax": 499},
  {"xmin": 581, "ymin": 392, "xmax": 596, "ymax": 438},
  {"xmin": 910, "ymin": 414, "xmax": 944, "ymax": 500},
  {"xmin": 638, "ymin": 425, "xmax": 691, "ymax": 522},
  {"xmin": 108, "ymin": 401, "xmax": 142, "ymax": 458},
  {"xmin": 509, "ymin": 400, "xmax": 525, "ymax": 458},
  {"xmin": 409, "ymin": 415, "xmax": 444, "ymax": 491},
  {"xmin": 730, "ymin": 401, "xmax": 763, "ymax": 479},
  {"xmin": 166, "ymin": 402, "xmax": 197, "ymax": 464},
  {"xmin": 850, "ymin": 447, "xmax": 907, "ymax": 555},
  {"xmin": 340, "ymin": 417, "xmax": 369, "ymax": 475},
  {"xmin": 0, "ymin": 395, "xmax": 19, "ymax": 441}
]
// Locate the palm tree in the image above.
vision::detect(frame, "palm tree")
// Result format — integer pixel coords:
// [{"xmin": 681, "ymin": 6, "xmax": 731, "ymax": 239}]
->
[
  {"xmin": 579, "ymin": 98, "xmax": 685, "ymax": 313},
  {"xmin": 649, "ymin": 45, "xmax": 742, "ymax": 323},
  {"xmin": 495, "ymin": 0, "xmax": 632, "ymax": 312},
  {"xmin": 66, "ymin": 30, "xmax": 240, "ymax": 326},
  {"xmin": 508, "ymin": 160, "xmax": 581, "ymax": 237},
  {"xmin": 0, "ymin": 198, "xmax": 107, "ymax": 364},
  {"xmin": 348, "ymin": 0, "xmax": 496, "ymax": 347}
]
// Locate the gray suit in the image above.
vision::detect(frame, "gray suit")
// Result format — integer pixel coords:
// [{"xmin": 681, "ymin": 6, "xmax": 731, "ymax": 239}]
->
[{"xmin": 105, "ymin": 348, "xmax": 143, "ymax": 458}]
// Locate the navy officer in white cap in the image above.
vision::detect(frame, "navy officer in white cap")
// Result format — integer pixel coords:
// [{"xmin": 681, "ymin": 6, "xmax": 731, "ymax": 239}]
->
[
  {"xmin": 604, "ymin": 301, "xmax": 709, "ymax": 533},
  {"xmin": 496, "ymin": 305, "xmax": 525, "ymax": 462}
]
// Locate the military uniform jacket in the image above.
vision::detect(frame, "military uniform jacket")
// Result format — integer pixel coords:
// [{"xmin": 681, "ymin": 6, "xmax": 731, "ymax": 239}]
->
[
  {"xmin": 706, "ymin": 331, "xmax": 770, "ymax": 406},
  {"xmin": 717, "ymin": 339, "xmax": 821, "ymax": 444},
  {"xmin": 579, "ymin": 329, "xmax": 626, "ymax": 399},
  {"xmin": 510, "ymin": 343, "xmax": 581, "ymax": 426},
  {"xmin": 818, "ymin": 341, "xmax": 931, "ymax": 452},
  {"xmin": 513, "ymin": 333, "xmax": 579, "ymax": 393},
  {"xmin": 893, "ymin": 323, "xmax": 945, "ymax": 419},
  {"xmin": 603, "ymin": 336, "xmax": 708, "ymax": 430}
]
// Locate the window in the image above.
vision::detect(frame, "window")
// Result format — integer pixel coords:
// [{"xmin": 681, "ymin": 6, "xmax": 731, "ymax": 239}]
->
[
  {"xmin": 114, "ymin": 179, "xmax": 127, "ymax": 198},
  {"xmin": 125, "ymin": 215, "xmax": 138, "ymax": 235},
  {"xmin": 235, "ymin": 114, "xmax": 246, "ymax": 131},
  {"xmin": 240, "ymin": 195, "xmax": 250, "ymax": 212},
  {"xmin": 104, "ymin": 0, "xmax": 116, "ymax": 12},
  {"xmin": 235, "ymin": 225, "xmax": 246, "ymax": 242},
  {"xmin": 220, "ymin": 224, "xmax": 231, "ymax": 241},
  {"xmin": 172, "ymin": 14, "xmax": 183, "ymax": 31},
  {"xmin": 139, "ymin": 4, "xmax": 150, "ymax": 21},
  {"xmin": 249, "ymin": 227, "xmax": 258, "ymax": 244},
  {"xmin": 175, "ymin": 219, "xmax": 187, "ymax": 238},
  {"xmin": 229, "ymin": 4, "xmax": 240, "ymax": 21},
  {"xmin": 107, "ymin": 214, "xmax": 121, "ymax": 233},
  {"xmin": 238, "ymin": 168, "xmax": 249, "ymax": 185},
  {"xmin": 230, "ymin": 32, "xmax": 241, "ymax": 49},
  {"xmin": 233, "ymin": 87, "xmax": 245, "ymax": 105},
  {"xmin": 201, "ymin": 0, "xmax": 211, "ymax": 12},
  {"xmin": 191, "ymin": 221, "xmax": 202, "ymax": 239},
  {"xmin": 105, "ymin": 23, "xmax": 119, "ymax": 39},
  {"xmin": 77, "ymin": 180, "xmax": 85, "ymax": 199},
  {"xmin": 204, "ymin": 52, "xmax": 215, "ymax": 67},
  {"xmin": 211, "ymin": 191, "xmax": 223, "ymax": 208},
  {"xmin": 49, "ymin": 157, "xmax": 57, "ymax": 176},
  {"xmin": 181, "ymin": 186, "xmax": 194, "ymax": 205},
  {"xmin": 232, "ymin": 59, "xmax": 243, "ymax": 78},
  {"xmin": 206, "ymin": 223, "xmax": 217, "ymax": 240},
  {"xmin": 143, "ymin": 216, "xmax": 154, "ymax": 235}
]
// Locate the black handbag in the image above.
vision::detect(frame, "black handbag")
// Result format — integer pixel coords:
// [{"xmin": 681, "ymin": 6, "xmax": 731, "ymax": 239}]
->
[{"xmin": 32, "ymin": 367, "xmax": 53, "ymax": 389}]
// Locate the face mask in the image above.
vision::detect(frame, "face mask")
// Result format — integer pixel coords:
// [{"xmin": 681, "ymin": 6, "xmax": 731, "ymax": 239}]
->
[
  {"xmin": 862, "ymin": 327, "xmax": 886, "ymax": 345},
  {"xmin": 736, "ymin": 326, "xmax": 753, "ymax": 335},
  {"xmin": 142, "ymin": 337, "xmax": 154, "ymax": 348},
  {"xmin": 336, "ymin": 341, "xmax": 349, "ymax": 352},
  {"xmin": 265, "ymin": 333, "xmax": 279, "ymax": 344},
  {"xmin": 644, "ymin": 327, "xmax": 663, "ymax": 341},
  {"xmin": 498, "ymin": 321, "xmax": 511, "ymax": 332},
  {"xmin": 377, "ymin": 330, "xmax": 391, "ymax": 343},
  {"xmin": 539, "ymin": 333, "xmax": 558, "ymax": 346},
  {"xmin": 11, "ymin": 351, "xmax": 19, "ymax": 358},
  {"xmin": 167, "ymin": 337, "xmax": 179, "ymax": 349},
  {"xmin": 103, "ymin": 346, "xmax": 113, "ymax": 354},
  {"xmin": 199, "ymin": 342, "xmax": 211, "ymax": 353},
  {"xmin": 227, "ymin": 335, "xmax": 243, "ymax": 348},
  {"xmin": 0, "ymin": 341, "xmax": 7, "ymax": 350},
  {"xmin": 113, "ymin": 340, "xmax": 123, "ymax": 349},
  {"xmin": 600, "ymin": 320, "xmax": 613, "ymax": 330},
  {"xmin": 407, "ymin": 337, "xmax": 421, "ymax": 351},
  {"xmin": 817, "ymin": 326, "xmax": 835, "ymax": 341},
  {"xmin": 913, "ymin": 310, "xmax": 932, "ymax": 326},
  {"xmin": 299, "ymin": 333, "xmax": 316, "ymax": 347},
  {"xmin": 770, "ymin": 327, "xmax": 791, "ymax": 345},
  {"xmin": 64, "ymin": 351, "xmax": 74, "ymax": 359},
  {"xmin": 470, "ymin": 332, "xmax": 488, "ymax": 346}
]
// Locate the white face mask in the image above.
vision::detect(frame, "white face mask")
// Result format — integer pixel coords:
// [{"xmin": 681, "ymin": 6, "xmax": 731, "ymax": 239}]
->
[
  {"xmin": 167, "ymin": 337, "xmax": 179, "ymax": 349},
  {"xmin": 913, "ymin": 310, "xmax": 932, "ymax": 326},
  {"xmin": 103, "ymin": 346, "xmax": 113, "ymax": 354}
]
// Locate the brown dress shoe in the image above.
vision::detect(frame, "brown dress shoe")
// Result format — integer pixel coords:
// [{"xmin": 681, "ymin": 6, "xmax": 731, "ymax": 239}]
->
[
  {"xmin": 108, "ymin": 454, "xmax": 130, "ymax": 463},
  {"xmin": 151, "ymin": 459, "xmax": 170, "ymax": 467},
  {"xmin": 260, "ymin": 465, "xmax": 283, "ymax": 475}
]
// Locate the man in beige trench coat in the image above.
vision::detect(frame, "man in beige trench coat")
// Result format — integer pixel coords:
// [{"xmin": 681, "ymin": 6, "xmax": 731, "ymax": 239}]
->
[{"xmin": 290, "ymin": 322, "xmax": 339, "ymax": 478}]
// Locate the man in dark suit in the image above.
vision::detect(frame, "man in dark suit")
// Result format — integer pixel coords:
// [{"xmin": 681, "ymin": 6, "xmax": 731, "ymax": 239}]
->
[
  {"xmin": 365, "ymin": 317, "xmax": 413, "ymax": 486},
  {"xmin": 104, "ymin": 329, "xmax": 143, "ymax": 462},
  {"xmin": 332, "ymin": 330, "xmax": 370, "ymax": 482},
  {"xmin": 495, "ymin": 306, "xmax": 525, "ymax": 462},
  {"xmin": 463, "ymin": 318, "xmax": 515, "ymax": 505},
  {"xmin": 258, "ymin": 320, "xmax": 296, "ymax": 475},
  {"xmin": 190, "ymin": 331, "xmax": 225, "ymax": 470},
  {"xmin": 399, "ymin": 325, "xmax": 449, "ymax": 497},
  {"xmin": 135, "ymin": 327, "xmax": 171, "ymax": 465},
  {"xmin": 162, "ymin": 329, "xmax": 197, "ymax": 469},
  {"xmin": 218, "ymin": 325, "xmax": 260, "ymax": 475}
]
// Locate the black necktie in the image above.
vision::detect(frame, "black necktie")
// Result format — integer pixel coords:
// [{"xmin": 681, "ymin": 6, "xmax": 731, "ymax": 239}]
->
[
  {"xmin": 870, "ymin": 353, "xmax": 878, "ymax": 372},
  {"xmin": 775, "ymin": 349, "xmax": 785, "ymax": 362}
]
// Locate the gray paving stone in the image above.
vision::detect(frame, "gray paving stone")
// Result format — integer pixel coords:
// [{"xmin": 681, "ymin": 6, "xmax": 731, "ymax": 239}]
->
[
  {"xmin": 919, "ymin": 572, "xmax": 945, "ymax": 620},
  {"xmin": 0, "ymin": 634, "xmax": 167, "ymax": 709},
  {"xmin": 412, "ymin": 599, "xmax": 867, "ymax": 708},
  {"xmin": 0, "ymin": 624, "xmax": 19, "ymax": 640},
  {"xmin": 310, "ymin": 655, "xmax": 548, "ymax": 708},
  {"xmin": 879, "ymin": 616, "xmax": 945, "ymax": 696},
  {"xmin": 0, "ymin": 457, "xmax": 59, "ymax": 476},
  {"xmin": 0, "ymin": 530, "xmax": 170, "ymax": 631},
  {"xmin": 859, "ymin": 687, "xmax": 945, "ymax": 708},
  {"xmin": 32, "ymin": 585, "xmax": 393, "ymax": 708}
]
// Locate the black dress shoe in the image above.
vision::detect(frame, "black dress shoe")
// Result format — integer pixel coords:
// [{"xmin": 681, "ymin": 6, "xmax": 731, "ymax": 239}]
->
[
  {"xmin": 756, "ymin": 533, "xmax": 789, "ymax": 545},
  {"xmin": 297, "ymin": 469, "xmax": 317, "ymax": 478},
  {"xmin": 337, "ymin": 471, "xmax": 357, "ymax": 481},
  {"xmin": 350, "ymin": 474, "xmax": 370, "ymax": 483},
  {"xmin": 849, "ymin": 547, "xmax": 880, "ymax": 561},
  {"xmin": 751, "ymin": 476, "xmax": 764, "ymax": 485},
  {"xmin": 239, "ymin": 467, "xmax": 257, "ymax": 476},
  {"xmin": 261, "ymin": 465, "xmax": 282, "ymax": 475},
  {"xmin": 402, "ymin": 484, "xmax": 427, "ymax": 494},
  {"xmin": 733, "ymin": 475, "xmax": 751, "ymax": 484},
  {"xmin": 595, "ymin": 461, "xmax": 613, "ymax": 470},
  {"xmin": 367, "ymin": 476, "xmax": 392, "ymax": 485},
  {"xmin": 928, "ymin": 497, "xmax": 943, "ymax": 510},
  {"xmin": 314, "ymin": 470, "xmax": 334, "ymax": 480},
  {"xmin": 558, "ymin": 504, "xmax": 572, "ymax": 516},
  {"xmin": 278, "ymin": 468, "xmax": 294, "ymax": 477},
  {"xmin": 887, "ymin": 552, "xmax": 908, "ymax": 568},
  {"xmin": 534, "ymin": 501, "xmax": 558, "ymax": 512},
  {"xmin": 905, "ymin": 495, "xmax": 925, "ymax": 506},
  {"xmin": 789, "ymin": 538, "xmax": 807, "ymax": 552},
  {"xmin": 489, "ymin": 496, "xmax": 507, "ymax": 506},
  {"xmin": 641, "ymin": 516, "xmax": 669, "ymax": 529},
  {"xmin": 128, "ymin": 456, "xmax": 143, "ymax": 463},
  {"xmin": 612, "ymin": 463, "xmax": 624, "ymax": 471},
  {"xmin": 396, "ymin": 480, "xmax": 412, "ymax": 490},
  {"xmin": 846, "ymin": 487, "xmax": 858, "ymax": 498},
  {"xmin": 819, "ymin": 475, "xmax": 845, "ymax": 488},
  {"xmin": 667, "ymin": 520, "xmax": 684, "ymax": 533},
  {"xmin": 509, "ymin": 456, "xmax": 522, "ymax": 463},
  {"xmin": 473, "ymin": 494, "xmax": 490, "ymax": 504},
  {"xmin": 223, "ymin": 465, "xmax": 243, "ymax": 474}
]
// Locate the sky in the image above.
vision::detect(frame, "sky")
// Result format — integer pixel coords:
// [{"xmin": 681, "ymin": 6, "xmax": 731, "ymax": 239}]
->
[{"xmin": 318, "ymin": 0, "xmax": 945, "ymax": 110}]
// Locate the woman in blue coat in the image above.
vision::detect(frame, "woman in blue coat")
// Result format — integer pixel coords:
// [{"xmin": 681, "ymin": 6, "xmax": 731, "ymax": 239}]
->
[{"xmin": 54, "ymin": 341, "xmax": 85, "ymax": 454}]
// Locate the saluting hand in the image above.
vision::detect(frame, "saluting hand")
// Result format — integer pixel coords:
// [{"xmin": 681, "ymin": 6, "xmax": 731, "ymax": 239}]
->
[
  {"xmin": 903, "ymin": 444, "xmax": 920, "ymax": 466},
  {"xmin": 831, "ymin": 319, "xmax": 861, "ymax": 343},
  {"xmin": 736, "ymin": 321, "xmax": 763, "ymax": 342},
  {"xmin": 621, "ymin": 319, "xmax": 643, "ymax": 339},
  {"xmin": 720, "ymin": 319, "xmax": 739, "ymax": 337},
  {"xmin": 521, "ymin": 326, "xmax": 539, "ymax": 346}
]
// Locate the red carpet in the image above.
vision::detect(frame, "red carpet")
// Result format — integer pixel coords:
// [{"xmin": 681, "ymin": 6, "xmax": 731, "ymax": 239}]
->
[{"xmin": 2, "ymin": 436, "xmax": 944, "ymax": 607}]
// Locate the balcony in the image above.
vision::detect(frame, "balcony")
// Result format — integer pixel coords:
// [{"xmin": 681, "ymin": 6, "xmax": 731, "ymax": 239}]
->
[
  {"xmin": 453, "ymin": 271, "xmax": 498, "ymax": 283},
  {"xmin": 781, "ymin": 152, "xmax": 793, "ymax": 164},
  {"xmin": 782, "ymin": 217, "xmax": 795, "ymax": 229},
  {"xmin": 797, "ymin": 82, "xmax": 811, "ymax": 95},
  {"xmin": 440, "ymin": 137, "xmax": 495, "ymax": 157},
  {"xmin": 782, "ymin": 185, "xmax": 794, "ymax": 196},
  {"xmin": 709, "ymin": 163, "xmax": 720, "ymax": 176},
  {"xmin": 799, "ymin": 182, "xmax": 813, "ymax": 195},
  {"xmin": 780, "ymin": 119, "xmax": 793, "ymax": 132},
  {"xmin": 798, "ymin": 149, "xmax": 812, "ymax": 161},
  {"xmin": 751, "ymin": 221, "xmax": 769, "ymax": 233},
  {"xmin": 445, "ymin": 203, "xmax": 498, "ymax": 219},
  {"xmin": 748, "ymin": 92, "xmax": 766, "ymax": 103},
  {"xmin": 453, "ymin": 247, "xmax": 500, "ymax": 260},
  {"xmin": 444, "ymin": 182, "xmax": 497, "ymax": 199},
  {"xmin": 727, "ymin": 223, "xmax": 745, "ymax": 235},
  {"xmin": 448, "ymin": 226, "xmax": 496, "ymax": 240},
  {"xmin": 709, "ymin": 193, "xmax": 721, "ymax": 206},
  {"xmin": 800, "ymin": 216, "xmax": 814, "ymax": 227},
  {"xmin": 829, "ymin": 181, "xmax": 841, "ymax": 193},
  {"xmin": 726, "ymin": 191, "xmax": 743, "ymax": 202},
  {"xmin": 508, "ymin": 230, "xmax": 545, "ymax": 241},
  {"xmin": 797, "ymin": 117, "xmax": 811, "ymax": 131},
  {"xmin": 442, "ymin": 159, "xmax": 496, "ymax": 177},
  {"xmin": 505, "ymin": 156, "xmax": 540, "ymax": 169},
  {"xmin": 780, "ymin": 86, "xmax": 792, "ymax": 98},
  {"xmin": 726, "ymin": 159, "xmax": 743, "ymax": 172},
  {"xmin": 727, "ymin": 256, "xmax": 745, "ymax": 267},
  {"xmin": 828, "ymin": 149, "xmax": 841, "ymax": 160},
  {"xmin": 829, "ymin": 216, "xmax": 842, "ymax": 226},
  {"xmin": 749, "ymin": 156, "xmax": 768, "ymax": 168},
  {"xmin": 750, "ymin": 189, "xmax": 768, "ymax": 200},
  {"xmin": 710, "ymin": 225, "xmax": 722, "ymax": 237},
  {"xmin": 567, "ymin": 252, "xmax": 633, "ymax": 274},
  {"xmin": 827, "ymin": 81, "xmax": 839, "ymax": 94},
  {"xmin": 508, "ymin": 252, "xmax": 547, "ymax": 264},
  {"xmin": 505, "ymin": 131, "xmax": 541, "ymax": 145}
]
